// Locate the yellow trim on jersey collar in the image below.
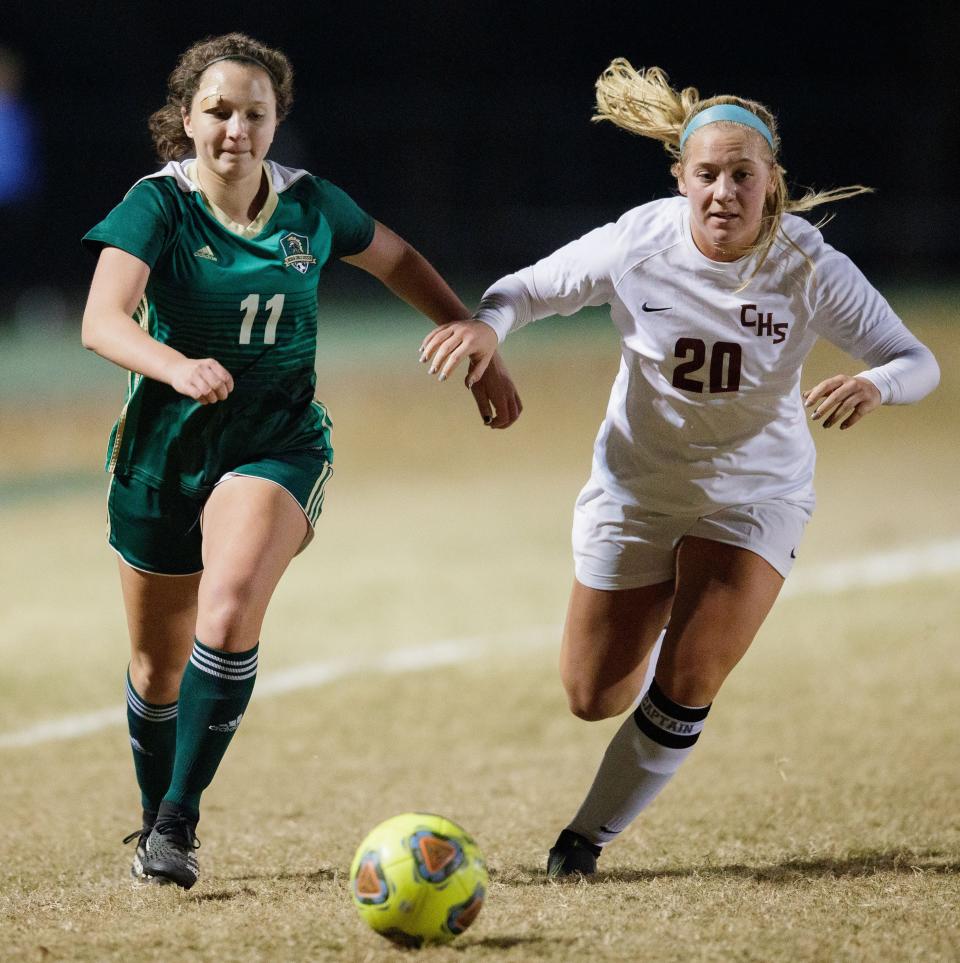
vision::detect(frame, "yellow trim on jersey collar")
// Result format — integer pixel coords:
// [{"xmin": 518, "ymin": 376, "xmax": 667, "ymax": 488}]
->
[{"xmin": 185, "ymin": 161, "xmax": 279, "ymax": 239}]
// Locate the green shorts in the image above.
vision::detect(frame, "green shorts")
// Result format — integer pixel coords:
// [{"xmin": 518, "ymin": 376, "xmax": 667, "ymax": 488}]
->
[{"xmin": 107, "ymin": 449, "xmax": 334, "ymax": 576}]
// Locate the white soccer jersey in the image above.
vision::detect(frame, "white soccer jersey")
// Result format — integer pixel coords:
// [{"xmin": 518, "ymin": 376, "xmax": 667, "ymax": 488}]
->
[{"xmin": 476, "ymin": 196, "xmax": 939, "ymax": 514}]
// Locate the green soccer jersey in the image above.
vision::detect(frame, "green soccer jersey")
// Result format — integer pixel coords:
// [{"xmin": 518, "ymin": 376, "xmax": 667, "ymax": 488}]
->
[{"xmin": 82, "ymin": 159, "xmax": 375, "ymax": 495}]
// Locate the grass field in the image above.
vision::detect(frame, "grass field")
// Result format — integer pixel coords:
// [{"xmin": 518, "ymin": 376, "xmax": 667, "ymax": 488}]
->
[{"xmin": 1, "ymin": 292, "xmax": 958, "ymax": 961}]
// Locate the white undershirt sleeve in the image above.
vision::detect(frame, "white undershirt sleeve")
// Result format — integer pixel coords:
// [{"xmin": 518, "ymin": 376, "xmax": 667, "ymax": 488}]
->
[
  {"xmin": 852, "ymin": 332, "xmax": 940, "ymax": 405},
  {"xmin": 473, "ymin": 221, "xmax": 619, "ymax": 343},
  {"xmin": 473, "ymin": 274, "xmax": 535, "ymax": 344},
  {"xmin": 810, "ymin": 250, "xmax": 940, "ymax": 405}
]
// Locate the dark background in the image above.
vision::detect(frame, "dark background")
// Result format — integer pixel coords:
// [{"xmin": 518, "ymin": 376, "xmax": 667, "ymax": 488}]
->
[{"xmin": 3, "ymin": 1, "xmax": 959, "ymax": 318}]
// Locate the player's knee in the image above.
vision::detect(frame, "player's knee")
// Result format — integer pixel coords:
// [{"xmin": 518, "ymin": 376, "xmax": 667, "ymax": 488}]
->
[
  {"xmin": 565, "ymin": 685, "xmax": 627, "ymax": 722},
  {"xmin": 130, "ymin": 657, "xmax": 184, "ymax": 703},
  {"xmin": 569, "ymin": 702, "xmax": 614, "ymax": 722},
  {"xmin": 197, "ymin": 578, "xmax": 257, "ymax": 649}
]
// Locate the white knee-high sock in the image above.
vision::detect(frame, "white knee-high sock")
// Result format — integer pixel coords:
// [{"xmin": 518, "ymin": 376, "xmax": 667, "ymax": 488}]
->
[
  {"xmin": 568, "ymin": 678, "xmax": 710, "ymax": 847},
  {"xmin": 634, "ymin": 628, "xmax": 665, "ymax": 707}
]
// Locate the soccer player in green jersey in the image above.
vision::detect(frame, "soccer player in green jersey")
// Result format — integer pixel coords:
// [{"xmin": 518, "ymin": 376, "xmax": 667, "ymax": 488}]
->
[{"xmin": 81, "ymin": 32, "xmax": 522, "ymax": 889}]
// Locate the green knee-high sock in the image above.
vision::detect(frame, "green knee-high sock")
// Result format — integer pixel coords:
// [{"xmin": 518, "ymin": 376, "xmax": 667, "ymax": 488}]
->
[
  {"xmin": 125, "ymin": 671, "xmax": 178, "ymax": 813},
  {"xmin": 163, "ymin": 638, "xmax": 258, "ymax": 821}
]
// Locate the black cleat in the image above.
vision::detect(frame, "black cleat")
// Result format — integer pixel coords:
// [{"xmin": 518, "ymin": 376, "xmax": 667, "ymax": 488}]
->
[
  {"xmin": 122, "ymin": 809, "xmax": 157, "ymax": 882},
  {"xmin": 547, "ymin": 829, "xmax": 602, "ymax": 878},
  {"xmin": 141, "ymin": 802, "xmax": 201, "ymax": 889}
]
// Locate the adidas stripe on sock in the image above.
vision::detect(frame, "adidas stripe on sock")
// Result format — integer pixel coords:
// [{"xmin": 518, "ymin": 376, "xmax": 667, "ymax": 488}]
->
[
  {"xmin": 125, "ymin": 671, "xmax": 178, "ymax": 812},
  {"xmin": 163, "ymin": 639, "xmax": 258, "ymax": 821},
  {"xmin": 189, "ymin": 641, "xmax": 258, "ymax": 682}
]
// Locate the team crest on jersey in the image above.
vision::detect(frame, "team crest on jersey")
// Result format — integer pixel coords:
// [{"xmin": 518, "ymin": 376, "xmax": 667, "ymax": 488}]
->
[{"xmin": 280, "ymin": 232, "xmax": 317, "ymax": 274}]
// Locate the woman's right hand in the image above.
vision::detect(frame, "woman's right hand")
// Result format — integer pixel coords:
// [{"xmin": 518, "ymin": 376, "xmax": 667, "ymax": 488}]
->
[
  {"xmin": 167, "ymin": 357, "xmax": 235, "ymax": 404},
  {"xmin": 419, "ymin": 319, "xmax": 499, "ymax": 386},
  {"xmin": 83, "ymin": 247, "xmax": 235, "ymax": 405}
]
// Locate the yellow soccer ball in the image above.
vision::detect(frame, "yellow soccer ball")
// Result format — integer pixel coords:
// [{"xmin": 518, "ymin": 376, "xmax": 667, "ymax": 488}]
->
[{"xmin": 350, "ymin": 812, "xmax": 488, "ymax": 947}]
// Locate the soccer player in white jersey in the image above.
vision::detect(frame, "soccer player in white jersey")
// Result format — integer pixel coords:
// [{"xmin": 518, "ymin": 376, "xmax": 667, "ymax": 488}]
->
[
  {"xmin": 420, "ymin": 60, "xmax": 940, "ymax": 876},
  {"xmin": 81, "ymin": 33, "xmax": 521, "ymax": 889}
]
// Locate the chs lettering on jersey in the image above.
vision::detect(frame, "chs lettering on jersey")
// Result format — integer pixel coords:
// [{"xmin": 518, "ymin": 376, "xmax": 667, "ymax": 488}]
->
[{"xmin": 475, "ymin": 196, "xmax": 938, "ymax": 515}]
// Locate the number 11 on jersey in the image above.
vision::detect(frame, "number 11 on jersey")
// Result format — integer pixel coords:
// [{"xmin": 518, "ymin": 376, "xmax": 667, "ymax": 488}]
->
[{"xmin": 239, "ymin": 293, "xmax": 285, "ymax": 345}]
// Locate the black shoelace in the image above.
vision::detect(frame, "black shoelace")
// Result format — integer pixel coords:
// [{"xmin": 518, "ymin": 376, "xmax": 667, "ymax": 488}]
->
[{"xmin": 152, "ymin": 812, "xmax": 201, "ymax": 850}]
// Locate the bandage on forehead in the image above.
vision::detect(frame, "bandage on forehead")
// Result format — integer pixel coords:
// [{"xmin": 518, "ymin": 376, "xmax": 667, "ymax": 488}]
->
[{"xmin": 198, "ymin": 85, "xmax": 222, "ymax": 111}]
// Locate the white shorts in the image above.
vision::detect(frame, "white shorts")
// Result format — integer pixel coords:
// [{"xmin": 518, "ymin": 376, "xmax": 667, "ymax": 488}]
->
[{"xmin": 572, "ymin": 483, "xmax": 814, "ymax": 591}]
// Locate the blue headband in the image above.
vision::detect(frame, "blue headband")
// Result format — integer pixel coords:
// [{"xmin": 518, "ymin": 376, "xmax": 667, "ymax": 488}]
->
[{"xmin": 680, "ymin": 105, "xmax": 774, "ymax": 151}]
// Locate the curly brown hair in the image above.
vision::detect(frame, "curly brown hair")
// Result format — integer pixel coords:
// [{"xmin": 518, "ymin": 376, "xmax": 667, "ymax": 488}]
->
[{"xmin": 147, "ymin": 33, "xmax": 294, "ymax": 161}]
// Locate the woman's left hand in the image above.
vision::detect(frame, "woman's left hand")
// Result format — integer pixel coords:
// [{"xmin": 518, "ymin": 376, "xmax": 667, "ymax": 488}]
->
[
  {"xmin": 803, "ymin": 374, "xmax": 881, "ymax": 430},
  {"xmin": 421, "ymin": 319, "xmax": 523, "ymax": 428},
  {"xmin": 469, "ymin": 350, "xmax": 523, "ymax": 428}
]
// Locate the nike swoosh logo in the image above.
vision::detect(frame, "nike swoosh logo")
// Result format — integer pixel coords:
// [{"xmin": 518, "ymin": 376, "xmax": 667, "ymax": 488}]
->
[{"xmin": 641, "ymin": 302, "xmax": 671, "ymax": 312}]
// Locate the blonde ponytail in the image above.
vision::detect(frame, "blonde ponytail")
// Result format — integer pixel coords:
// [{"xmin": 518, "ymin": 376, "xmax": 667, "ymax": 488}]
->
[
  {"xmin": 593, "ymin": 60, "xmax": 698, "ymax": 156},
  {"xmin": 593, "ymin": 59, "xmax": 872, "ymax": 284}
]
